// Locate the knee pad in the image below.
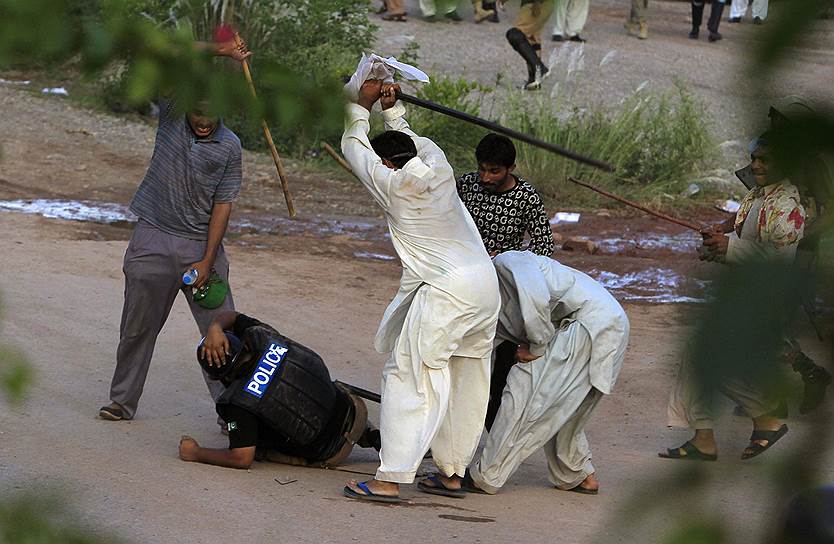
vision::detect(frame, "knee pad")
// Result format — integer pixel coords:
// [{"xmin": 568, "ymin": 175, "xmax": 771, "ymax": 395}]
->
[{"xmin": 506, "ymin": 27, "xmax": 527, "ymax": 49}]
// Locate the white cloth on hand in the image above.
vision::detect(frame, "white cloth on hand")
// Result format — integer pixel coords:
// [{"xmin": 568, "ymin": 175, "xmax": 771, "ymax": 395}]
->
[{"xmin": 343, "ymin": 53, "xmax": 430, "ymax": 102}]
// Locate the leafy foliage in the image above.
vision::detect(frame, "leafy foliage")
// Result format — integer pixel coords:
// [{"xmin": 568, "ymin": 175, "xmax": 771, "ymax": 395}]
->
[
  {"xmin": 97, "ymin": 0, "xmax": 376, "ymax": 153},
  {"xmin": 505, "ymin": 83, "xmax": 713, "ymax": 209},
  {"xmin": 0, "ymin": 494, "xmax": 121, "ymax": 543}
]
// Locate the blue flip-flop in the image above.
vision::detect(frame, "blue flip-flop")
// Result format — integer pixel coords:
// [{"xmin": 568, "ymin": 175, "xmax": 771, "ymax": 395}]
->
[
  {"xmin": 417, "ymin": 475, "xmax": 466, "ymax": 499},
  {"xmin": 343, "ymin": 481, "xmax": 402, "ymax": 503}
]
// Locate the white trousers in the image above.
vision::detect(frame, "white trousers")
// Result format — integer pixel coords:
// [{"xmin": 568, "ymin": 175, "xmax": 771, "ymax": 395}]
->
[
  {"xmin": 375, "ymin": 289, "xmax": 491, "ymax": 484},
  {"xmin": 551, "ymin": 0, "xmax": 590, "ymax": 37},
  {"xmin": 470, "ymin": 322, "xmax": 603, "ymax": 493},
  {"xmin": 730, "ymin": 0, "xmax": 768, "ymax": 20},
  {"xmin": 667, "ymin": 354, "xmax": 779, "ymax": 429}
]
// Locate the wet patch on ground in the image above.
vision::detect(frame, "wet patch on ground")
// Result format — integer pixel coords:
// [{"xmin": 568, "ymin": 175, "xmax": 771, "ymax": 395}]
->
[{"xmin": 0, "ymin": 198, "xmax": 719, "ymax": 303}]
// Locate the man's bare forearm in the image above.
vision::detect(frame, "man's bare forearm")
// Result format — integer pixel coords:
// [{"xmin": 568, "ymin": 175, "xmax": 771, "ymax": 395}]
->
[
  {"xmin": 193, "ymin": 445, "xmax": 255, "ymax": 469},
  {"xmin": 203, "ymin": 202, "xmax": 232, "ymax": 265}
]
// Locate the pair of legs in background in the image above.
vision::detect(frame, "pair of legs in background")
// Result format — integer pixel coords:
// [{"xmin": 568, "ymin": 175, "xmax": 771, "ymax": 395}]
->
[
  {"xmin": 103, "ymin": 220, "xmax": 234, "ymax": 420},
  {"xmin": 506, "ymin": 0, "xmax": 553, "ymax": 89},
  {"xmin": 729, "ymin": 0, "xmax": 767, "ymax": 22},
  {"xmin": 551, "ymin": 0, "xmax": 589, "ymax": 42},
  {"xmin": 625, "ymin": 0, "xmax": 649, "ymax": 39},
  {"xmin": 662, "ymin": 351, "xmax": 788, "ymax": 461}
]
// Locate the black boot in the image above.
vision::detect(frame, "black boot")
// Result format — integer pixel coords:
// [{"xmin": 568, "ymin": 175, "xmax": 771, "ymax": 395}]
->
[
  {"xmin": 506, "ymin": 28, "xmax": 540, "ymax": 88},
  {"xmin": 531, "ymin": 42, "xmax": 549, "ymax": 79},
  {"xmin": 689, "ymin": 2, "xmax": 704, "ymax": 39},
  {"xmin": 707, "ymin": 0, "xmax": 725, "ymax": 42},
  {"xmin": 483, "ymin": 1, "xmax": 499, "ymax": 22},
  {"xmin": 792, "ymin": 352, "xmax": 832, "ymax": 414}
]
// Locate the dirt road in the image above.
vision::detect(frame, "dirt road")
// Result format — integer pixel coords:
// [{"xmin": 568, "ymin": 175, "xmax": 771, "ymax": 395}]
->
[
  {"xmin": 1, "ymin": 6, "xmax": 833, "ymax": 540},
  {"xmin": 1, "ymin": 211, "xmax": 831, "ymax": 544}
]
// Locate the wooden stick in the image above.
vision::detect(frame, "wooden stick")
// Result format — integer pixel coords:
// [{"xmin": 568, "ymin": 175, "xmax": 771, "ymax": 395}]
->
[
  {"xmin": 567, "ymin": 176, "xmax": 705, "ymax": 232},
  {"xmin": 234, "ymin": 34, "xmax": 296, "ymax": 218},
  {"xmin": 321, "ymin": 142, "xmax": 359, "ymax": 180},
  {"xmin": 395, "ymin": 90, "xmax": 615, "ymax": 173}
]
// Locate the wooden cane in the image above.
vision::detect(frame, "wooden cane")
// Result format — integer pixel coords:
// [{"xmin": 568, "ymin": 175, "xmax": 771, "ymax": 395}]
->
[
  {"xmin": 568, "ymin": 176, "xmax": 705, "ymax": 232},
  {"xmin": 322, "ymin": 142, "xmax": 359, "ymax": 180},
  {"xmin": 234, "ymin": 33, "xmax": 296, "ymax": 218}
]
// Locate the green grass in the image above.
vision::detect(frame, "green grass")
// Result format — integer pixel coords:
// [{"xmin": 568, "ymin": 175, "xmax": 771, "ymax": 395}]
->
[
  {"xmin": 503, "ymin": 83, "xmax": 716, "ymax": 211},
  {"xmin": 386, "ymin": 75, "xmax": 718, "ymax": 214}
]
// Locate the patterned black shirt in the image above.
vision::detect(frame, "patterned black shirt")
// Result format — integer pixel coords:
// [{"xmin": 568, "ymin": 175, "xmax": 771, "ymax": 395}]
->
[{"xmin": 457, "ymin": 172, "xmax": 554, "ymax": 256}]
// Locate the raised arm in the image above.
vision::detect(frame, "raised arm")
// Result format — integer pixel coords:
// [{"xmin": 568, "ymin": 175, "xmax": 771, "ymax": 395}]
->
[{"xmin": 379, "ymin": 85, "xmax": 451, "ymax": 176}]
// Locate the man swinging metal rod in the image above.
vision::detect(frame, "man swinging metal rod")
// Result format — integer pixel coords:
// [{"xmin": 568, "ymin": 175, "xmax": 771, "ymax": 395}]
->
[{"xmin": 394, "ymin": 91, "xmax": 615, "ymax": 173}]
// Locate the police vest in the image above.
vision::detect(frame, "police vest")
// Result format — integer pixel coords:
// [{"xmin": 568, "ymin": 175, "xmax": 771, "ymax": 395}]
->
[{"xmin": 218, "ymin": 326, "xmax": 342, "ymax": 446}]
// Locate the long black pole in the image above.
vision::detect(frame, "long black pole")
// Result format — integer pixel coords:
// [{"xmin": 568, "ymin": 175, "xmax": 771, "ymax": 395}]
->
[
  {"xmin": 395, "ymin": 90, "xmax": 615, "ymax": 173},
  {"xmin": 335, "ymin": 380, "xmax": 382, "ymax": 404}
]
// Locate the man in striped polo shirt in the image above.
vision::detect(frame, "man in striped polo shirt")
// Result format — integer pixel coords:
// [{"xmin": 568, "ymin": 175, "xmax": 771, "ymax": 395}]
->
[{"xmin": 99, "ymin": 38, "xmax": 251, "ymax": 422}]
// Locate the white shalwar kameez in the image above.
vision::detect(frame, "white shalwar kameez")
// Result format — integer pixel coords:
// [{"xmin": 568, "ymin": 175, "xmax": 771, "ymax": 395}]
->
[
  {"xmin": 341, "ymin": 101, "xmax": 500, "ymax": 484},
  {"xmin": 469, "ymin": 251, "xmax": 629, "ymax": 493}
]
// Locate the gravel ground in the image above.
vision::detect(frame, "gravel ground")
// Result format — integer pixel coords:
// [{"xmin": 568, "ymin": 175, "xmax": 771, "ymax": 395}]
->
[{"xmin": 373, "ymin": 0, "xmax": 834, "ymax": 147}]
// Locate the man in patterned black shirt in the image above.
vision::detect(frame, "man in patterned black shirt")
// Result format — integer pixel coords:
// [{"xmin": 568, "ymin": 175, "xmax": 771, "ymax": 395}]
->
[{"xmin": 457, "ymin": 133, "xmax": 555, "ymax": 257}]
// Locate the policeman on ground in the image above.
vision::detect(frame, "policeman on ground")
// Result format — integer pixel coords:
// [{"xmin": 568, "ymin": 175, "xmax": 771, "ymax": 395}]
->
[{"xmin": 179, "ymin": 311, "xmax": 380, "ymax": 469}]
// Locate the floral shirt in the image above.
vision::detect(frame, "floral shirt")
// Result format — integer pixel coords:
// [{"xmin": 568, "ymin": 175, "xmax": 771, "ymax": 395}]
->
[{"xmin": 728, "ymin": 180, "xmax": 806, "ymax": 262}]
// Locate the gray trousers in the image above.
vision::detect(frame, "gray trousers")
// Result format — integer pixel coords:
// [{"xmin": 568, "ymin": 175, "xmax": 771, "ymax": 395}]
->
[{"xmin": 109, "ymin": 220, "xmax": 235, "ymax": 419}]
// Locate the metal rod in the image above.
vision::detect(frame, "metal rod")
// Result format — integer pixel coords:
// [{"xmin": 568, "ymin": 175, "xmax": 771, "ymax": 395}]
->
[
  {"xmin": 567, "ymin": 176, "xmax": 705, "ymax": 232},
  {"xmin": 322, "ymin": 142, "xmax": 359, "ymax": 180},
  {"xmin": 334, "ymin": 380, "xmax": 382, "ymax": 404},
  {"xmin": 234, "ymin": 33, "xmax": 297, "ymax": 218},
  {"xmin": 395, "ymin": 90, "xmax": 615, "ymax": 172}
]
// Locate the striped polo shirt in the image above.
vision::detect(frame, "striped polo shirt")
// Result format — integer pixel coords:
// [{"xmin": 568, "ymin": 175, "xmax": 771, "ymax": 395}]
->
[{"xmin": 129, "ymin": 100, "xmax": 242, "ymax": 240}]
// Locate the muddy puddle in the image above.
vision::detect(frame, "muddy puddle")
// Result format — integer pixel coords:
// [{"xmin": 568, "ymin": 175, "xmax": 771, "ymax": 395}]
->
[
  {"xmin": 594, "ymin": 231, "xmax": 701, "ymax": 255},
  {"xmin": 587, "ymin": 268, "xmax": 709, "ymax": 304},
  {"xmin": 1, "ymin": 198, "xmax": 710, "ymax": 303}
]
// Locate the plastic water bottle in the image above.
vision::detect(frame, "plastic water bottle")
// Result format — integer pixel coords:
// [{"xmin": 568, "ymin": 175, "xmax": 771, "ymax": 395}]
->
[{"xmin": 182, "ymin": 268, "xmax": 199, "ymax": 286}]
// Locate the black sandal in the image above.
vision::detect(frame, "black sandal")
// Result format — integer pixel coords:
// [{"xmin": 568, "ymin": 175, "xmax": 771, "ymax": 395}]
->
[
  {"xmin": 381, "ymin": 13, "xmax": 407, "ymax": 21},
  {"xmin": 741, "ymin": 424, "xmax": 788, "ymax": 460},
  {"xmin": 658, "ymin": 440, "xmax": 717, "ymax": 461},
  {"xmin": 460, "ymin": 470, "xmax": 489, "ymax": 494},
  {"xmin": 417, "ymin": 475, "xmax": 466, "ymax": 498}
]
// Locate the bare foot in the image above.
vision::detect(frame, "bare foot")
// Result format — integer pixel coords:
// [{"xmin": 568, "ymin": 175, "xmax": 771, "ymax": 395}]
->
[
  {"xmin": 576, "ymin": 473, "xmax": 599, "ymax": 492},
  {"xmin": 687, "ymin": 429, "xmax": 717, "ymax": 456},
  {"xmin": 345, "ymin": 479, "xmax": 399, "ymax": 497}
]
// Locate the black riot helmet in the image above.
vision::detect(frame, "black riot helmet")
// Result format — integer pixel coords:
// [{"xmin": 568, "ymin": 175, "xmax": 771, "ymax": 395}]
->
[{"xmin": 197, "ymin": 332, "xmax": 249, "ymax": 383}]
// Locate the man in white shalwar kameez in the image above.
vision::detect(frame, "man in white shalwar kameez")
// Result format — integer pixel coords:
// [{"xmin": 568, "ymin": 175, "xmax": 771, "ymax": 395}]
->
[
  {"xmin": 340, "ymin": 79, "xmax": 500, "ymax": 502},
  {"xmin": 427, "ymin": 250, "xmax": 629, "ymax": 495}
]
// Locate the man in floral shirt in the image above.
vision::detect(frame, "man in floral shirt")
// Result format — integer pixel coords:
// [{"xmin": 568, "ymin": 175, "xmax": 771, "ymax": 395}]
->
[
  {"xmin": 661, "ymin": 136, "xmax": 805, "ymax": 463},
  {"xmin": 702, "ymin": 134, "xmax": 831, "ymax": 415}
]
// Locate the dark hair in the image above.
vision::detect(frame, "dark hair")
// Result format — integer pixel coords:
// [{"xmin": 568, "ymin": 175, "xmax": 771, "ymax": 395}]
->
[
  {"xmin": 476, "ymin": 133, "xmax": 516, "ymax": 168},
  {"xmin": 370, "ymin": 130, "xmax": 417, "ymax": 168}
]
